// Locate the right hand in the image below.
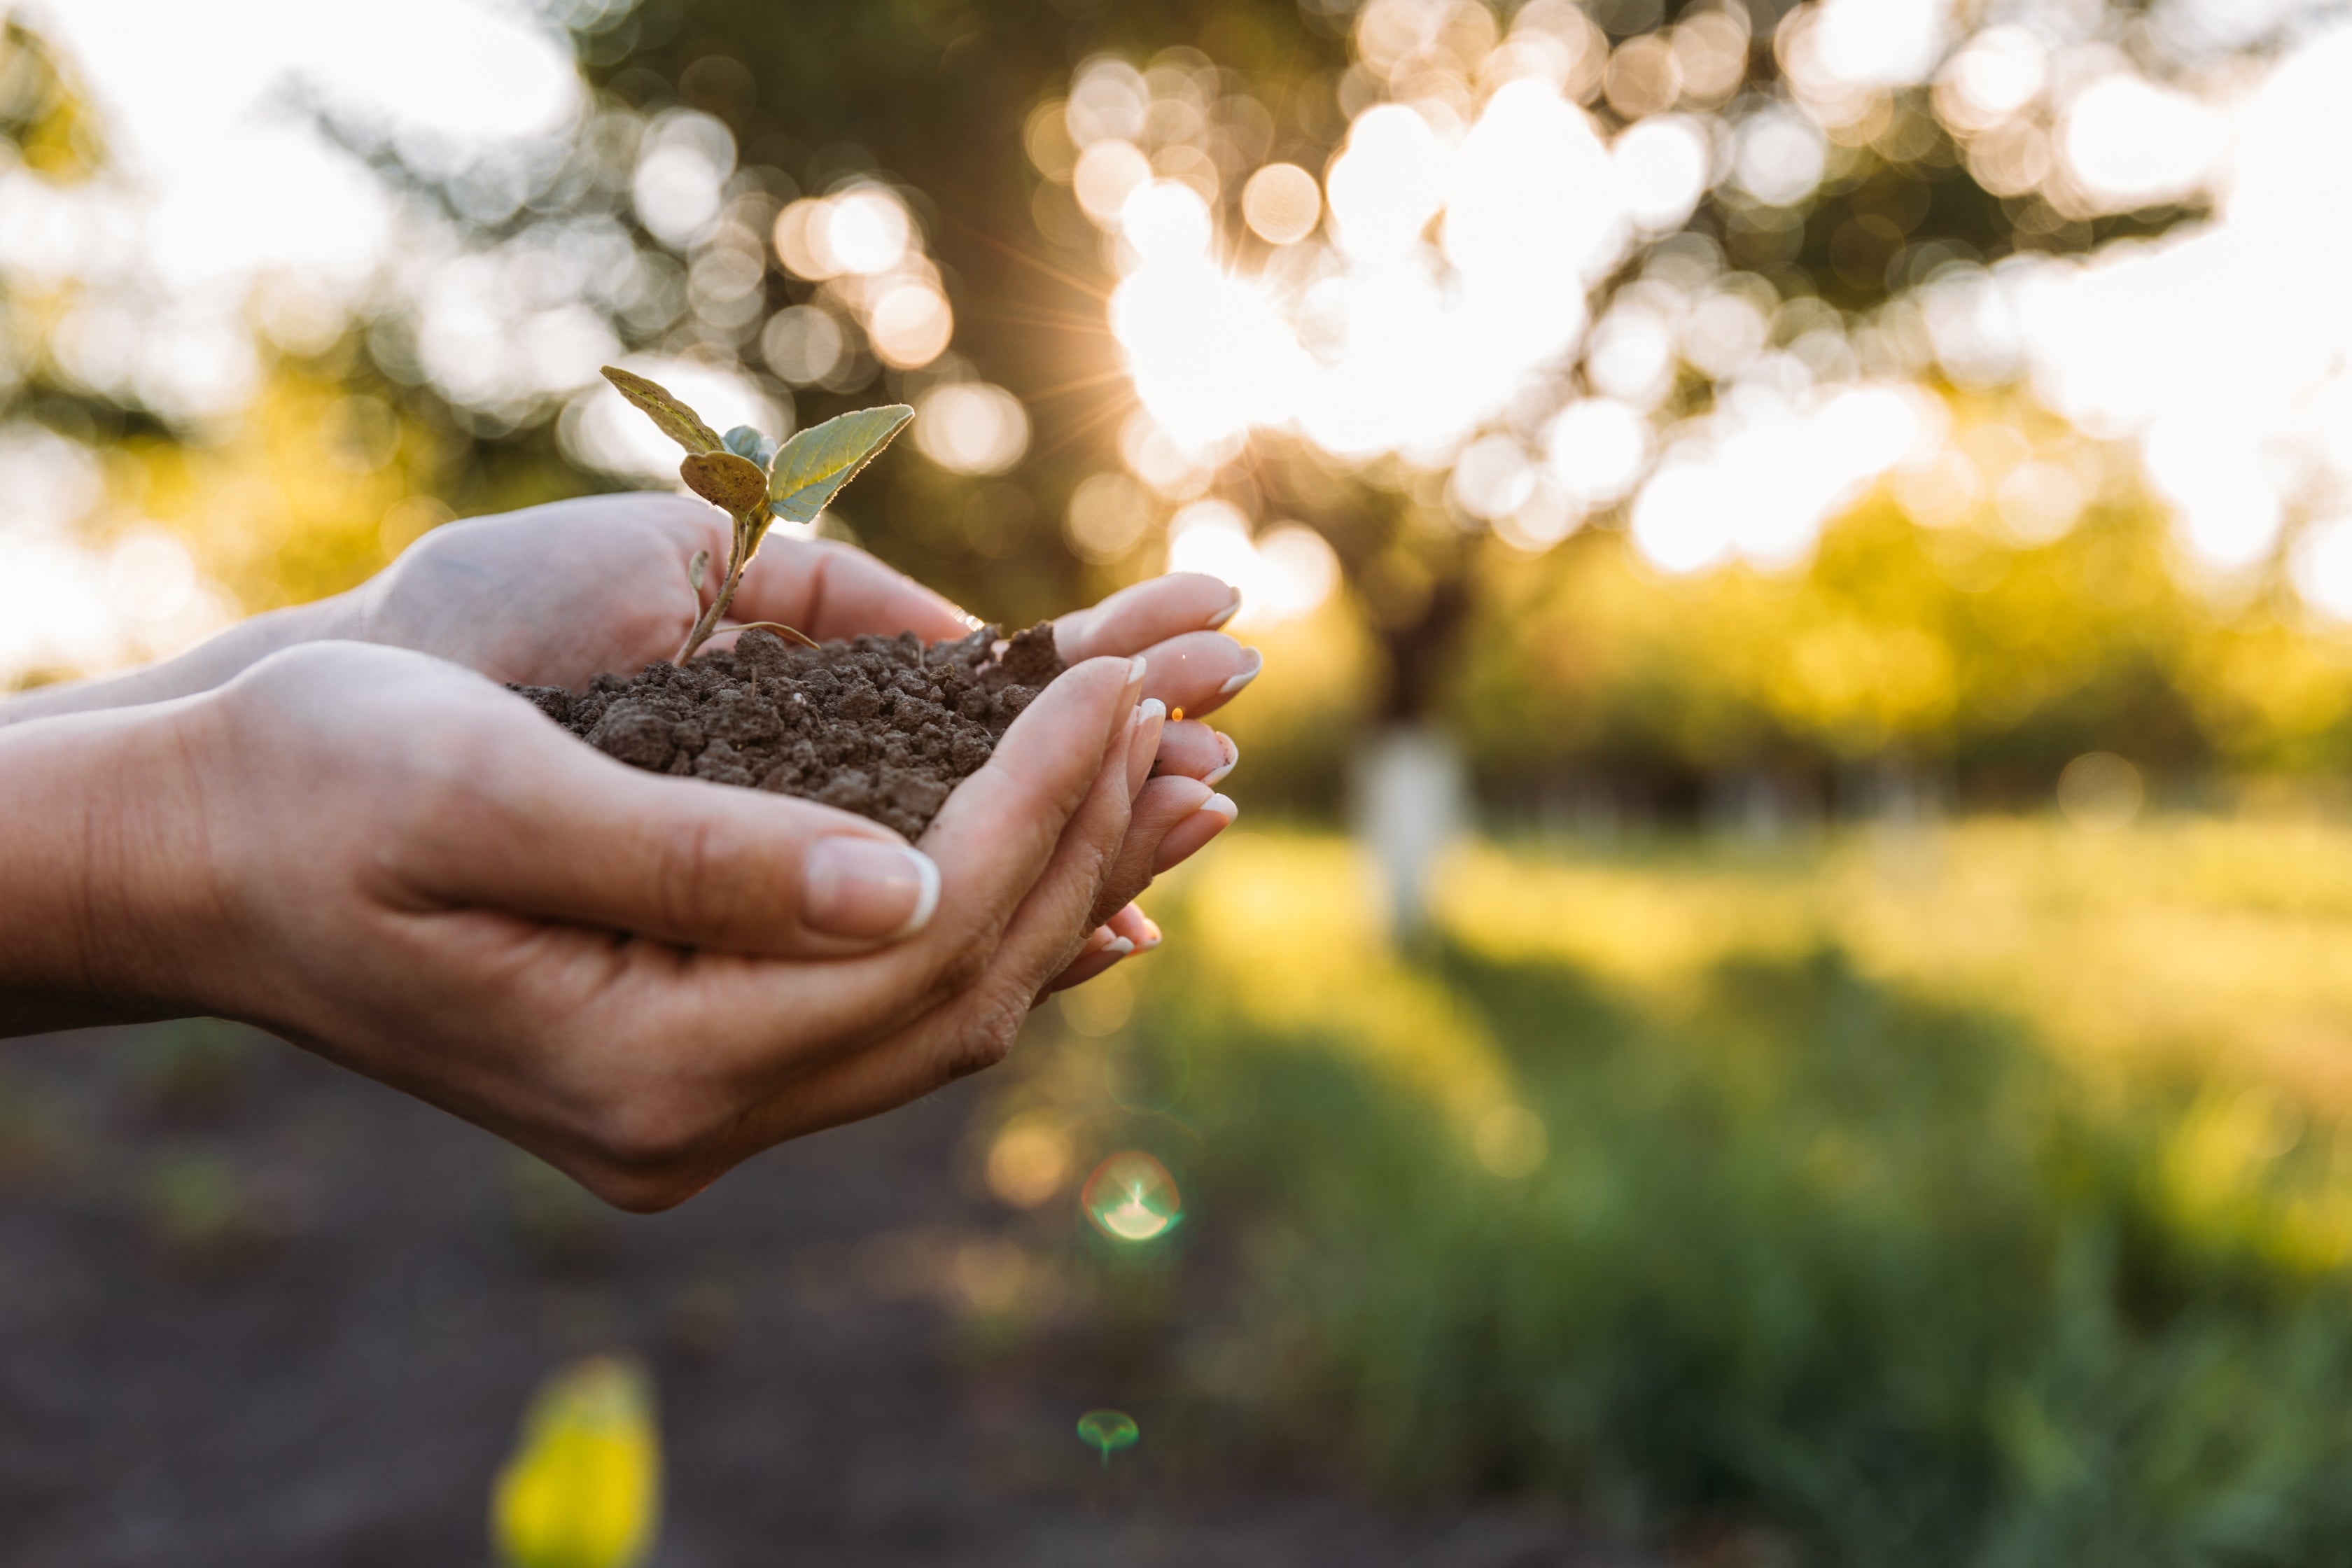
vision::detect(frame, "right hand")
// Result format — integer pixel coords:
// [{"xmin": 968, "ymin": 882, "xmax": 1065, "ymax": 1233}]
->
[{"xmin": 134, "ymin": 638, "xmax": 1176, "ymax": 1210}]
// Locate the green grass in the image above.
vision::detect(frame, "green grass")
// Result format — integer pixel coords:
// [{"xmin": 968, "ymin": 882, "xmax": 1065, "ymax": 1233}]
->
[{"xmin": 998, "ymin": 822, "xmax": 2352, "ymax": 1564}]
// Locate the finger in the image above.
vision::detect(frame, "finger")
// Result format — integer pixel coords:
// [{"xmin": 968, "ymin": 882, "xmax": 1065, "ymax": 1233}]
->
[
  {"xmin": 1105, "ymin": 901, "xmax": 1159, "ymax": 953},
  {"xmin": 1042, "ymin": 929, "xmax": 1132, "ymax": 997},
  {"xmin": 1153, "ymin": 792, "xmax": 1236, "ymax": 874},
  {"xmin": 1055, "ymin": 573, "xmax": 1240, "ymax": 661},
  {"xmin": 408, "ymin": 716, "xmax": 941, "ymax": 960},
  {"xmin": 1133, "ymin": 632, "xmax": 1261, "ymax": 722},
  {"xmin": 1083, "ymin": 776, "xmax": 1210, "ymax": 930},
  {"xmin": 728, "ymin": 538, "xmax": 974, "ymax": 644},
  {"xmin": 1043, "ymin": 902, "xmax": 1159, "ymax": 997},
  {"xmin": 1152, "ymin": 722, "xmax": 1235, "ymax": 783}
]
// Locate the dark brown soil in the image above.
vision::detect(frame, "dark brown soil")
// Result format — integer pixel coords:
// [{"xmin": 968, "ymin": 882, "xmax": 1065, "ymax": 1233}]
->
[{"xmin": 514, "ymin": 623, "xmax": 1065, "ymax": 839}]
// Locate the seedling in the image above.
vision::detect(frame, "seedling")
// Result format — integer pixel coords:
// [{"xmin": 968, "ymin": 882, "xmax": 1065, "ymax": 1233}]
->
[
  {"xmin": 1075, "ymin": 1408, "xmax": 1140, "ymax": 1468},
  {"xmin": 599, "ymin": 366, "xmax": 913, "ymax": 664},
  {"xmin": 523, "ymin": 369, "xmax": 1060, "ymax": 837}
]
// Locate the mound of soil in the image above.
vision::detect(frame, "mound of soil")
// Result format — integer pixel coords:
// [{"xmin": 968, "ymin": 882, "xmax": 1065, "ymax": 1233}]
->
[{"xmin": 514, "ymin": 622, "xmax": 1065, "ymax": 839}]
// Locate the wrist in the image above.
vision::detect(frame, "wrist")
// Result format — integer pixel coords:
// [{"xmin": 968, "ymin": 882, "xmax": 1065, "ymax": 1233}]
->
[
  {"xmin": 0, "ymin": 592, "xmax": 356, "ymax": 728},
  {"xmin": 0, "ymin": 697, "xmax": 230, "ymax": 1035}
]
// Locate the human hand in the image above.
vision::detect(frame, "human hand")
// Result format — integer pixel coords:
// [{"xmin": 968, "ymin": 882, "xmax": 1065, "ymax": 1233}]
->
[
  {"xmin": 351, "ymin": 494, "xmax": 1255, "ymax": 975},
  {"xmin": 28, "ymin": 638, "xmax": 1180, "ymax": 1208},
  {"xmin": 0, "ymin": 493, "xmax": 1261, "ymax": 985}
]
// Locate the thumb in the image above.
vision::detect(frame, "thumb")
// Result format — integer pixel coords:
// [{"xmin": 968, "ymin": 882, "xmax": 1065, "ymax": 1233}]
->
[{"xmin": 407, "ymin": 718, "xmax": 939, "ymax": 958}]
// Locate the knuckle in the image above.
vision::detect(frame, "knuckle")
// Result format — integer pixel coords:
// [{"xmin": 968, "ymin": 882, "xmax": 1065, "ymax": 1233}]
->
[
  {"xmin": 945, "ymin": 993, "xmax": 1026, "ymax": 1081},
  {"xmin": 648, "ymin": 813, "xmax": 762, "ymax": 937}
]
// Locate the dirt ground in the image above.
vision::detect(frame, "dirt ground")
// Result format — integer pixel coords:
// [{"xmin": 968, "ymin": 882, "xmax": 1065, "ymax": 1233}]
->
[{"xmin": 0, "ymin": 1021, "xmax": 1632, "ymax": 1568}]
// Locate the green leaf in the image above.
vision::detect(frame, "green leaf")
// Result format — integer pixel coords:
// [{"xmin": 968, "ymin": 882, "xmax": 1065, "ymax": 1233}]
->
[
  {"xmin": 767, "ymin": 404, "xmax": 915, "ymax": 524},
  {"xmin": 721, "ymin": 425, "xmax": 776, "ymax": 468},
  {"xmin": 600, "ymin": 367, "xmax": 723, "ymax": 456}
]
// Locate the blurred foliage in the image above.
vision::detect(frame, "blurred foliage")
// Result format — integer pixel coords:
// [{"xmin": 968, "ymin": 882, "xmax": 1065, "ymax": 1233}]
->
[
  {"xmin": 1458, "ymin": 482, "xmax": 2352, "ymax": 802},
  {"xmin": 984, "ymin": 825, "xmax": 2352, "ymax": 1560}
]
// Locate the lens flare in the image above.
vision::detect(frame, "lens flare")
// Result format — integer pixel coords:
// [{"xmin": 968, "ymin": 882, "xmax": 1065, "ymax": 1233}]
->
[
  {"xmin": 1075, "ymin": 1408, "xmax": 1139, "ymax": 1467},
  {"xmin": 1080, "ymin": 1151, "xmax": 1182, "ymax": 1242}
]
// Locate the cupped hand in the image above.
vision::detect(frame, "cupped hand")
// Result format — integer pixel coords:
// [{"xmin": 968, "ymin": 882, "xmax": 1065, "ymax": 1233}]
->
[
  {"xmin": 352, "ymin": 494, "xmax": 1253, "ymax": 975},
  {"xmin": 167, "ymin": 638, "xmax": 1179, "ymax": 1209}
]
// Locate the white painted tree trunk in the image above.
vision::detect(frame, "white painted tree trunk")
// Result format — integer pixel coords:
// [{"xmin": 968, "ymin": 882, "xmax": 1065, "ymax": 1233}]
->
[{"xmin": 1353, "ymin": 724, "xmax": 1466, "ymax": 942}]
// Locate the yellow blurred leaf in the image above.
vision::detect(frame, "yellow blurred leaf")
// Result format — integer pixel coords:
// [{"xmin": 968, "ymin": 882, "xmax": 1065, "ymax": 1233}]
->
[{"xmin": 491, "ymin": 1355, "xmax": 662, "ymax": 1568}]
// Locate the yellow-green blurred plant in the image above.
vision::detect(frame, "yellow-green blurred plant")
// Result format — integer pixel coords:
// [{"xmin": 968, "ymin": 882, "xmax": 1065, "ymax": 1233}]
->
[
  {"xmin": 491, "ymin": 1355, "xmax": 662, "ymax": 1568},
  {"xmin": 599, "ymin": 366, "xmax": 911, "ymax": 663},
  {"xmin": 993, "ymin": 826, "xmax": 2352, "ymax": 1560}
]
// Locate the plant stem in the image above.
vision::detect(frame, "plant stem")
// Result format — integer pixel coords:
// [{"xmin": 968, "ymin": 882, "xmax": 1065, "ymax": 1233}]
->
[{"xmin": 675, "ymin": 554, "xmax": 747, "ymax": 664}]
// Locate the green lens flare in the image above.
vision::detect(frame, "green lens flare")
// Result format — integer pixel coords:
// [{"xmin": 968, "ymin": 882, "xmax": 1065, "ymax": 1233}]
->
[
  {"xmin": 1079, "ymin": 1151, "xmax": 1182, "ymax": 1242},
  {"xmin": 1075, "ymin": 1408, "xmax": 1139, "ymax": 1467}
]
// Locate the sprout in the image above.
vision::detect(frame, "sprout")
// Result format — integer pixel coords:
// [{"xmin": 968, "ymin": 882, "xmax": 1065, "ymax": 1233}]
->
[{"xmin": 599, "ymin": 367, "xmax": 913, "ymax": 664}]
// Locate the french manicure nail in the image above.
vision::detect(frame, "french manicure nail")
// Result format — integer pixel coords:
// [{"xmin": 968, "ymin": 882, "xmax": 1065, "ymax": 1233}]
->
[
  {"xmin": 804, "ymin": 838, "xmax": 939, "ymax": 941},
  {"xmin": 1205, "ymin": 592, "xmax": 1242, "ymax": 631},
  {"xmin": 1124, "ymin": 654, "xmax": 1149, "ymax": 701},
  {"xmin": 1128, "ymin": 698, "xmax": 1167, "ymax": 793},
  {"xmin": 1200, "ymin": 792, "xmax": 1238, "ymax": 825},
  {"xmin": 1137, "ymin": 917, "xmax": 1165, "ymax": 950},
  {"xmin": 1102, "ymin": 936, "xmax": 1136, "ymax": 958},
  {"xmin": 1203, "ymin": 732, "xmax": 1238, "ymax": 787},
  {"xmin": 1217, "ymin": 648, "xmax": 1263, "ymax": 699}
]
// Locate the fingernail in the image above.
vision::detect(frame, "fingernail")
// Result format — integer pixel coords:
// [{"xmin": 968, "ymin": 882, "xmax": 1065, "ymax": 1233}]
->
[
  {"xmin": 1124, "ymin": 654, "xmax": 1149, "ymax": 700},
  {"xmin": 1217, "ymin": 648, "xmax": 1263, "ymax": 699},
  {"xmin": 1206, "ymin": 591, "xmax": 1242, "ymax": 630},
  {"xmin": 1128, "ymin": 697, "xmax": 1167, "ymax": 795},
  {"xmin": 804, "ymin": 838, "xmax": 939, "ymax": 941},
  {"xmin": 1137, "ymin": 916, "xmax": 1164, "ymax": 951},
  {"xmin": 1203, "ymin": 732, "xmax": 1238, "ymax": 787},
  {"xmin": 1102, "ymin": 935, "xmax": 1136, "ymax": 958},
  {"xmin": 1200, "ymin": 792, "xmax": 1238, "ymax": 825}
]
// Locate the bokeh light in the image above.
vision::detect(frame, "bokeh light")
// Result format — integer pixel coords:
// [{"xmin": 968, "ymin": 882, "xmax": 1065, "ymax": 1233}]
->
[
  {"xmin": 1057, "ymin": 965, "xmax": 1135, "ymax": 1038},
  {"xmin": 912, "ymin": 383, "xmax": 1030, "ymax": 476},
  {"xmin": 1080, "ymin": 1151, "xmax": 1182, "ymax": 1242},
  {"xmin": 2057, "ymin": 752, "xmax": 2145, "ymax": 832},
  {"xmin": 1240, "ymin": 162, "xmax": 1322, "ymax": 244},
  {"xmin": 1163, "ymin": 501, "xmax": 1338, "ymax": 628},
  {"xmin": 984, "ymin": 1114, "xmax": 1074, "ymax": 1210}
]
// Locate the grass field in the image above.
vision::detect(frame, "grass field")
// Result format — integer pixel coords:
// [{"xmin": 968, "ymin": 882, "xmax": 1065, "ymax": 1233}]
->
[{"xmin": 989, "ymin": 817, "xmax": 2352, "ymax": 1564}]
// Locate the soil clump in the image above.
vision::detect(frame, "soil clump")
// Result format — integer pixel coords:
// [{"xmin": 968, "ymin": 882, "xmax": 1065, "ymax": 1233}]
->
[{"xmin": 514, "ymin": 622, "xmax": 1064, "ymax": 839}]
